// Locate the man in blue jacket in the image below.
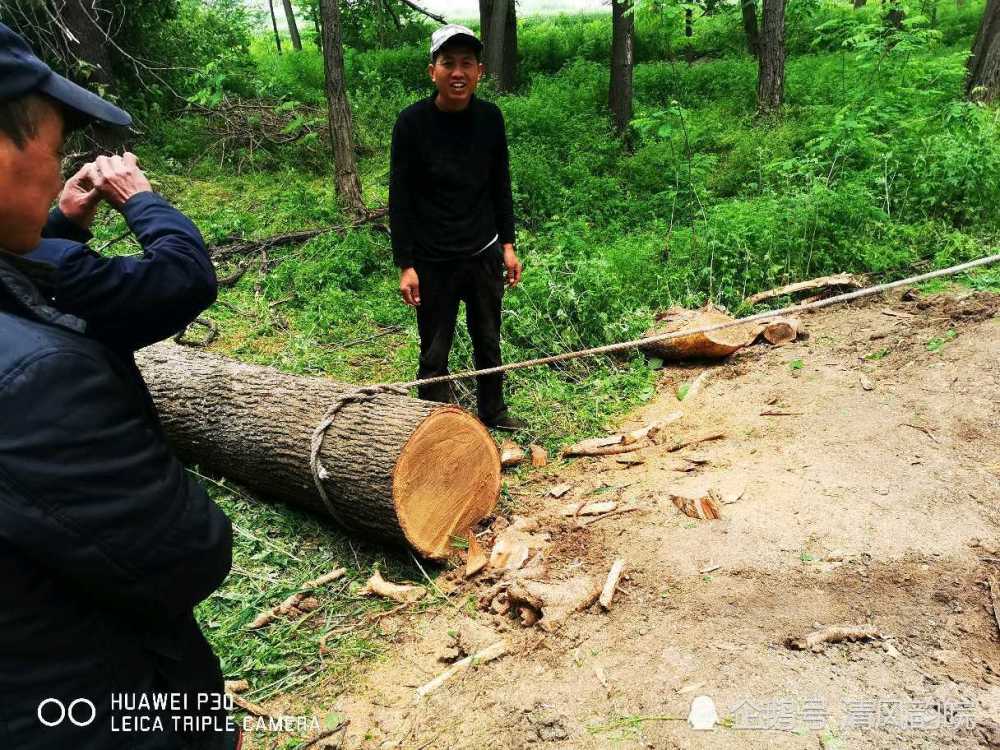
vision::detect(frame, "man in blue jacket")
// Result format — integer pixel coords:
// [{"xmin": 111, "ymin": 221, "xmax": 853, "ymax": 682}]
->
[{"xmin": 0, "ymin": 23, "xmax": 238, "ymax": 750}]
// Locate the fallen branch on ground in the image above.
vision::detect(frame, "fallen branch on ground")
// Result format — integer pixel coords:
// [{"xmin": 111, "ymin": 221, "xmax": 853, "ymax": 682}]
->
[
  {"xmin": 173, "ymin": 317, "xmax": 218, "ymax": 347},
  {"xmin": 785, "ymin": 624, "xmax": 881, "ymax": 652},
  {"xmin": 744, "ymin": 273, "xmax": 864, "ymax": 307},
  {"xmin": 564, "ymin": 414, "xmax": 683, "ymax": 457},
  {"xmin": 665, "ymin": 432, "xmax": 726, "ymax": 452},
  {"xmin": 227, "ymin": 692, "xmax": 271, "ymax": 717},
  {"xmin": 364, "ymin": 570, "xmax": 425, "ymax": 604},
  {"xmin": 416, "ymin": 641, "xmax": 507, "ymax": 697},
  {"xmin": 248, "ymin": 567, "xmax": 346, "ymax": 629},
  {"xmin": 209, "ymin": 209, "xmax": 388, "ymax": 263}
]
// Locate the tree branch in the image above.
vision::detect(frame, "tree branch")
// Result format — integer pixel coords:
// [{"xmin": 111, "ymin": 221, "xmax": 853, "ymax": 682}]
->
[{"xmin": 395, "ymin": 0, "xmax": 447, "ymax": 25}]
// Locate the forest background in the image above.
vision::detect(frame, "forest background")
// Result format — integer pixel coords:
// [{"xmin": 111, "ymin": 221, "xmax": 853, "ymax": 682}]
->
[{"xmin": 2, "ymin": 0, "xmax": 999, "ymax": 732}]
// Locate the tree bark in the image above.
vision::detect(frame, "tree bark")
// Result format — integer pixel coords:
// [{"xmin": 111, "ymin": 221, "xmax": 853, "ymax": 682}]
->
[
  {"xmin": 282, "ymin": 0, "xmax": 304, "ymax": 51},
  {"xmin": 967, "ymin": 0, "xmax": 1000, "ymax": 101},
  {"xmin": 135, "ymin": 344, "xmax": 501, "ymax": 559},
  {"xmin": 479, "ymin": 0, "xmax": 491, "ymax": 46},
  {"xmin": 58, "ymin": 0, "xmax": 129, "ymax": 153},
  {"xmin": 319, "ymin": 0, "xmax": 366, "ymax": 218},
  {"xmin": 742, "ymin": 0, "xmax": 761, "ymax": 56},
  {"xmin": 485, "ymin": 0, "xmax": 517, "ymax": 92},
  {"xmin": 609, "ymin": 0, "xmax": 634, "ymax": 135},
  {"xmin": 756, "ymin": 0, "xmax": 786, "ymax": 115},
  {"xmin": 269, "ymin": 0, "xmax": 284, "ymax": 54}
]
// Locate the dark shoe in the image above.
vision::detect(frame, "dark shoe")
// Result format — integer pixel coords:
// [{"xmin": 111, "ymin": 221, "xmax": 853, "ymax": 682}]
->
[{"xmin": 484, "ymin": 413, "xmax": 527, "ymax": 431}]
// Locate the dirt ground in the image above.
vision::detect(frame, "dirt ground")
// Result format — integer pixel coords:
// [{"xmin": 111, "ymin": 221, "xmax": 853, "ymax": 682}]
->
[{"xmin": 287, "ymin": 289, "xmax": 1000, "ymax": 749}]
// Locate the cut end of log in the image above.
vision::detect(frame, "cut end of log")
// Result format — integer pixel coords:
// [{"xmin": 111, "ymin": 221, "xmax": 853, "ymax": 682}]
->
[{"xmin": 394, "ymin": 406, "xmax": 501, "ymax": 560}]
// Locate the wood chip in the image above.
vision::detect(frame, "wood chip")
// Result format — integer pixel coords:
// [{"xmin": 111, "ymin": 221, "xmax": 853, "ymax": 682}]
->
[
  {"xmin": 528, "ymin": 444, "xmax": 548, "ymax": 467},
  {"xmin": 465, "ymin": 533, "xmax": 489, "ymax": 578},
  {"xmin": 682, "ymin": 371, "xmax": 711, "ymax": 402},
  {"xmin": 508, "ymin": 576, "xmax": 601, "ymax": 631},
  {"xmin": 599, "ymin": 559, "xmax": 626, "ymax": 610},
  {"xmin": 671, "ymin": 492, "xmax": 722, "ymax": 521},
  {"xmin": 760, "ymin": 410, "xmax": 802, "ymax": 416},
  {"xmin": 416, "ymin": 641, "xmax": 508, "ymax": 697},
  {"xmin": 500, "ymin": 441, "xmax": 526, "ymax": 467},
  {"xmin": 744, "ymin": 273, "xmax": 864, "ymax": 306},
  {"xmin": 593, "ymin": 665, "xmax": 610, "ymax": 692},
  {"xmin": 364, "ymin": 570, "xmax": 425, "ymax": 604},
  {"xmin": 785, "ymin": 624, "xmax": 881, "ymax": 652},
  {"xmin": 548, "ymin": 483, "xmax": 573, "ymax": 498},
  {"xmin": 488, "ymin": 526, "xmax": 549, "ymax": 572},
  {"xmin": 699, "ymin": 564, "xmax": 720, "ymax": 574}
]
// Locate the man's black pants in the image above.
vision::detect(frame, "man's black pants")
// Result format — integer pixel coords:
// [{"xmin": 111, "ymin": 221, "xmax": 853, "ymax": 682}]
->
[{"xmin": 414, "ymin": 244, "xmax": 507, "ymax": 423}]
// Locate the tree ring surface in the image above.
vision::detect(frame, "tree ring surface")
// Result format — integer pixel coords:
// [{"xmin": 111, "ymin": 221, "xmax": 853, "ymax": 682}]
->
[{"xmin": 394, "ymin": 406, "xmax": 501, "ymax": 559}]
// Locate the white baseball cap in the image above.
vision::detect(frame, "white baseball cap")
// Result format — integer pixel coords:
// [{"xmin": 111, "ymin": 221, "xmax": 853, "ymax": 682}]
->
[{"xmin": 430, "ymin": 24, "xmax": 483, "ymax": 60}]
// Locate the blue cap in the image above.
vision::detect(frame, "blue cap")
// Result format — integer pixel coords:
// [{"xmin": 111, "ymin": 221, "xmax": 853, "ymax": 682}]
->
[{"xmin": 0, "ymin": 22, "xmax": 131, "ymax": 128}]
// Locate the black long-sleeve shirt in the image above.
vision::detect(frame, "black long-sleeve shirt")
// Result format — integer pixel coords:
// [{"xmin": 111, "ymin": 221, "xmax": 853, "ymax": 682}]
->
[{"xmin": 389, "ymin": 94, "xmax": 515, "ymax": 268}]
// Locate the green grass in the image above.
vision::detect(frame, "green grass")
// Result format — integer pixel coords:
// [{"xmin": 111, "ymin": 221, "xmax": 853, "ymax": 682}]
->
[{"xmin": 187, "ymin": 469, "xmax": 455, "ymax": 715}]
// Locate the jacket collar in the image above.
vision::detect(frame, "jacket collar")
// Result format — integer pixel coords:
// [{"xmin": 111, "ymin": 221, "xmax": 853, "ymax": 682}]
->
[{"xmin": 0, "ymin": 250, "xmax": 86, "ymax": 334}]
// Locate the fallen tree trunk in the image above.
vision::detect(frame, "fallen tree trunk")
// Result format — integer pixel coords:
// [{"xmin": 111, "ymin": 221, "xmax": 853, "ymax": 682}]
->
[{"xmin": 135, "ymin": 343, "xmax": 500, "ymax": 559}]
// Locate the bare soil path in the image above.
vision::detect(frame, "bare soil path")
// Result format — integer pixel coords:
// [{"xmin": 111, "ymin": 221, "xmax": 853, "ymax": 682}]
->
[{"xmin": 283, "ymin": 290, "xmax": 1000, "ymax": 749}]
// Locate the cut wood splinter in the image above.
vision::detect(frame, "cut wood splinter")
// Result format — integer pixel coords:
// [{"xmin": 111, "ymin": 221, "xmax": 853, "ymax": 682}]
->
[
  {"xmin": 364, "ymin": 570, "xmax": 425, "ymax": 603},
  {"xmin": 599, "ymin": 559, "xmax": 626, "ymax": 610}
]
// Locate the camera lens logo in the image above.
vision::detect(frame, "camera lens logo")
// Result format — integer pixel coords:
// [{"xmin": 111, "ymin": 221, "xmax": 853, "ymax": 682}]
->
[{"xmin": 37, "ymin": 698, "xmax": 96, "ymax": 728}]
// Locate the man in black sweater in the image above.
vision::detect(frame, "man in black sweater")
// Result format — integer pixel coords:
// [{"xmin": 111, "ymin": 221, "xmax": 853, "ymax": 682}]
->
[{"xmin": 390, "ymin": 24, "xmax": 524, "ymax": 430}]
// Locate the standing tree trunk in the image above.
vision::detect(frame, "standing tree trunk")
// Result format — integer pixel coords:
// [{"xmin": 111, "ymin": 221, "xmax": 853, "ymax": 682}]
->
[
  {"xmin": 269, "ymin": 0, "xmax": 284, "ymax": 54},
  {"xmin": 742, "ymin": 0, "xmax": 761, "ymax": 56},
  {"xmin": 967, "ymin": 0, "xmax": 1000, "ymax": 101},
  {"xmin": 854, "ymin": 0, "xmax": 867, "ymax": 7},
  {"xmin": 135, "ymin": 344, "xmax": 500, "ymax": 560},
  {"xmin": 885, "ymin": 0, "xmax": 905, "ymax": 30},
  {"xmin": 59, "ymin": 0, "xmax": 128, "ymax": 153},
  {"xmin": 756, "ymin": 0, "xmax": 786, "ymax": 114},
  {"xmin": 319, "ymin": 0, "xmax": 366, "ymax": 218},
  {"xmin": 609, "ymin": 0, "xmax": 634, "ymax": 135},
  {"xmin": 485, "ymin": 0, "xmax": 517, "ymax": 93},
  {"xmin": 282, "ymin": 0, "xmax": 304, "ymax": 51},
  {"xmin": 479, "ymin": 0, "xmax": 491, "ymax": 47}
]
